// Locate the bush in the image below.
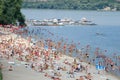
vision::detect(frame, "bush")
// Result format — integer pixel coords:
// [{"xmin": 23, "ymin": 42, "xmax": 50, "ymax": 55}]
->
[{"xmin": 0, "ymin": 70, "xmax": 2, "ymax": 80}]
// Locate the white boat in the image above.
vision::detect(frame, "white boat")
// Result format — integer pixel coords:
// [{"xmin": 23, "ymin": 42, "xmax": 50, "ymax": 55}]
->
[
  {"xmin": 80, "ymin": 17, "xmax": 97, "ymax": 25},
  {"xmin": 33, "ymin": 21, "xmax": 64, "ymax": 26}
]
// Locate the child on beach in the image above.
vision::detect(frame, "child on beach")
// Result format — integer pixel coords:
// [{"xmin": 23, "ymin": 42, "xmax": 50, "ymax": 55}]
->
[{"xmin": 8, "ymin": 65, "xmax": 13, "ymax": 71}]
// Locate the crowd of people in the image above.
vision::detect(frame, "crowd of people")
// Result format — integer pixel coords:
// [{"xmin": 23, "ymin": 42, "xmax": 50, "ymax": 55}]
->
[
  {"xmin": 0, "ymin": 32, "xmax": 93, "ymax": 80},
  {"xmin": 0, "ymin": 25, "xmax": 120, "ymax": 80}
]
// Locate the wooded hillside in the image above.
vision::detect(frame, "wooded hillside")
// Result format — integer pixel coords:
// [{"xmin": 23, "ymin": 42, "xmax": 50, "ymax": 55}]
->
[{"xmin": 22, "ymin": 0, "xmax": 120, "ymax": 10}]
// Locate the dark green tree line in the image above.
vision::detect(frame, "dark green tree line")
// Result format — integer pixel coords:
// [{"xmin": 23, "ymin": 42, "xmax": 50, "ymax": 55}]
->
[
  {"xmin": 0, "ymin": 0, "xmax": 25, "ymax": 26},
  {"xmin": 22, "ymin": 0, "xmax": 120, "ymax": 10}
]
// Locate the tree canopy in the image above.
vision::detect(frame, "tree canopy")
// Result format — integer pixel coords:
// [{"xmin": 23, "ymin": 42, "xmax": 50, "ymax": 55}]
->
[
  {"xmin": 0, "ymin": 0, "xmax": 25, "ymax": 26},
  {"xmin": 22, "ymin": 0, "xmax": 120, "ymax": 11}
]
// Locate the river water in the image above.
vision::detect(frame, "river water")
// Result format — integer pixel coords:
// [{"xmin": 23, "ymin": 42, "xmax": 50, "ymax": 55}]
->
[
  {"xmin": 21, "ymin": 9, "xmax": 120, "ymax": 55},
  {"xmin": 21, "ymin": 9, "xmax": 120, "ymax": 76}
]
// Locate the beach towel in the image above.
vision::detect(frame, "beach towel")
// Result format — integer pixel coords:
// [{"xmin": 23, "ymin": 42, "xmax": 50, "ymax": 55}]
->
[
  {"xmin": 8, "ymin": 61, "xmax": 15, "ymax": 65},
  {"xmin": 96, "ymin": 64, "xmax": 105, "ymax": 70}
]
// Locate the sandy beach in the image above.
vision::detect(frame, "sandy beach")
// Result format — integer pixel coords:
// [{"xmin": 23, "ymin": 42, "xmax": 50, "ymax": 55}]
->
[
  {"xmin": 0, "ymin": 27, "xmax": 119, "ymax": 80},
  {"xmin": 0, "ymin": 55, "xmax": 119, "ymax": 80}
]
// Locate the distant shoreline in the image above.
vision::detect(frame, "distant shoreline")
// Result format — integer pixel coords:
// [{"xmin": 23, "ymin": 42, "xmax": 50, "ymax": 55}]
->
[
  {"xmin": 21, "ymin": 8, "xmax": 120, "ymax": 12},
  {"xmin": 22, "ymin": 0, "xmax": 120, "ymax": 11}
]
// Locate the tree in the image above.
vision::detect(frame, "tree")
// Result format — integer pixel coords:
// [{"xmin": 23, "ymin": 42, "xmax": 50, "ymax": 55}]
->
[
  {"xmin": 0, "ymin": 0, "xmax": 25, "ymax": 26},
  {"xmin": 22, "ymin": 0, "xmax": 120, "ymax": 11}
]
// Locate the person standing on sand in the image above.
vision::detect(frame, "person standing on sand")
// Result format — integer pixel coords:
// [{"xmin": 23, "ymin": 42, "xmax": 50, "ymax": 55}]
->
[
  {"xmin": 0, "ymin": 64, "xmax": 4, "ymax": 70},
  {"xmin": 76, "ymin": 76, "xmax": 84, "ymax": 80},
  {"xmin": 68, "ymin": 65, "xmax": 75, "ymax": 78},
  {"xmin": 8, "ymin": 65, "xmax": 13, "ymax": 71},
  {"xmin": 85, "ymin": 73, "xmax": 93, "ymax": 80}
]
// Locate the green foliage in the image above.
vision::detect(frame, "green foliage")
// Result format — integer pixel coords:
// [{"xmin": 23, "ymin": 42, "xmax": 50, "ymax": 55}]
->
[
  {"xmin": 22, "ymin": 0, "xmax": 120, "ymax": 10},
  {"xmin": 0, "ymin": 69, "xmax": 2, "ymax": 80},
  {"xmin": 0, "ymin": 0, "xmax": 25, "ymax": 26}
]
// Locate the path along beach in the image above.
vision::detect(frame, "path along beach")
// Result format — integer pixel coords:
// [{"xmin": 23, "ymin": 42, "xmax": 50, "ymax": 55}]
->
[{"xmin": 0, "ymin": 26, "xmax": 120, "ymax": 80}]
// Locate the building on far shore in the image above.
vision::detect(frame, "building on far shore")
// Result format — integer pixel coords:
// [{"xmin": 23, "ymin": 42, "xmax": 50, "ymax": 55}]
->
[
  {"xmin": 97, "ymin": 6, "xmax": 117, "ymax": 11},
  {"xmin": 103, "ymin": 7, "xmax": 111, "ymax": 11},
  {"xmin": 103, "ymin": 6, "xmax": 117, "ymax": 11}
]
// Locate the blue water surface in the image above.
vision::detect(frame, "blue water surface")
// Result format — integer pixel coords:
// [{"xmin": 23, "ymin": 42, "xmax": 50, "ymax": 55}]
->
[{"xmin": 21, "ymin": 9, "xmax": 120, "ymax": 56}]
